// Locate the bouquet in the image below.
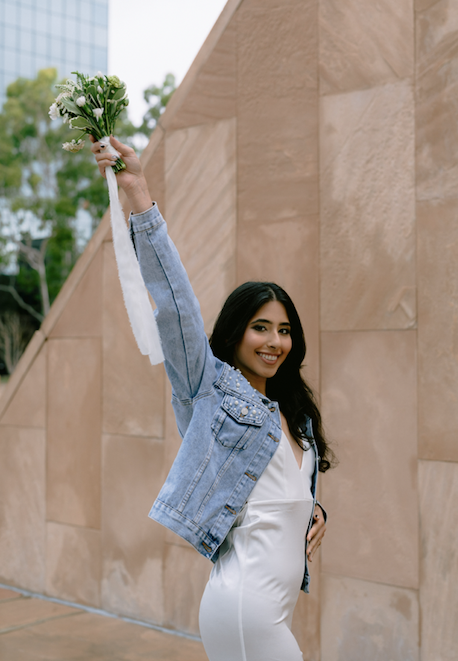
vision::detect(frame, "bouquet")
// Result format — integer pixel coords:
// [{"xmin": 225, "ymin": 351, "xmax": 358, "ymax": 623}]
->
[{"xmin": 49, "ymin": 71, "xmax": 128, "ymax": 173}]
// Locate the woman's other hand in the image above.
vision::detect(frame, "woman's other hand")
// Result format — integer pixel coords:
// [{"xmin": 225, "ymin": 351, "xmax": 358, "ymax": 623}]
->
[
  {"xmin": 90, "ymin": 135, "xmax": 151, "ymax": 215},
  {"xmin": 306, "ymin": 504, "xmax": 326, "ymax": 562}
]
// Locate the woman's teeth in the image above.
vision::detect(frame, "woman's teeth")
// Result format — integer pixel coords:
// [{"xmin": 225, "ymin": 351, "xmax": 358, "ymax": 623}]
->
[{"xmin": 258, "ymin": 353, "xmax": 278, "ymax": 363}]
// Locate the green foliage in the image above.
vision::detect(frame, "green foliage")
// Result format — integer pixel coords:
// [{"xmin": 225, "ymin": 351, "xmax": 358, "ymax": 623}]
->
[
  {"xmin": 0, "ymin": 68, "xmax": 109, "ymax": 324},
  {"xmin": 139, "ymin": 73, "xmax": 176, "ymax": 135},
  {"xmin": 0, "ymin": 68, "xmax": 175, "ymax": 373}
]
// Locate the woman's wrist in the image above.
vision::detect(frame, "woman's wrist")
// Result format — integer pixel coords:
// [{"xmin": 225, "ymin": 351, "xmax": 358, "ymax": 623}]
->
[{"xmin": 125, "ymin": 178, "xmax": 152, "ymax": 215}]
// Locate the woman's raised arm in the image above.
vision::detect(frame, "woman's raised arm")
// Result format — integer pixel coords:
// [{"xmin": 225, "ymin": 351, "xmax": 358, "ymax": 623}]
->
[{"xmin": 91, "ymin": 135, "xmax": 218, "ymax": 402}]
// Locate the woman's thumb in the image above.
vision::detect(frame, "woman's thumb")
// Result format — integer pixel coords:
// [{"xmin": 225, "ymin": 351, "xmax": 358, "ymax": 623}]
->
[{"xmin": 109, "ymin": 135, "xmax": 129, "ymax": 155}]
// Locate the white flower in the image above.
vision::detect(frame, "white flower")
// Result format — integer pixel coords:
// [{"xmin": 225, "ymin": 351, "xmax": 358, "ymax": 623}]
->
[
  {"xmin": 48, "ymin": 103, "xmax": 60, "ymax": 120},
  {"xmin": 96, "ymin": 71, "xmax": 103, "ymax": 78},
  {"xmin": 62, "ymin": 139, "xmax": 85, "ymax": 153},
  {"xmin": 56, "ymin": 91, "xmax": 70, "ymax": 103},
  {"xmin": 97, "ymin": 85, "xmax": 103, "ymax": 94},
  {"xmin": 76, "ymin": 96, "xmax": 86, "ymax": 107},
  {"xmin": 93, "ymin": 107, "xmax": 104, "ymax": 121}
]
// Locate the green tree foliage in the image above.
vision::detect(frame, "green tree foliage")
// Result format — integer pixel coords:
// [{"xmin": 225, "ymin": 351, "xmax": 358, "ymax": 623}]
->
[
  {"xmin": 139, "ymin": 73, "xmax": 176, "ymax": 134},
  {"xmin": 0, "ymin": 68, "xmax": 175, "ymax": 374}
]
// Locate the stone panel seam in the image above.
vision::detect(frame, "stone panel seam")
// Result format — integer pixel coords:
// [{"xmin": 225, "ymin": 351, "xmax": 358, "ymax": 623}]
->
[
  {"xmin": 320, "ymin": 570, "xmax": 420, "ymax": 592},
  {"xmin": 0, "ymin": 582, "xmax": 202, "ymax": 642}
]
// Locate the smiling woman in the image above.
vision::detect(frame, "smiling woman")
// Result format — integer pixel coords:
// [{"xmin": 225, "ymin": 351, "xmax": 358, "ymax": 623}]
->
[{"xmin": 91, "ymin": 135, "xmax": 335, "ymax": 661}]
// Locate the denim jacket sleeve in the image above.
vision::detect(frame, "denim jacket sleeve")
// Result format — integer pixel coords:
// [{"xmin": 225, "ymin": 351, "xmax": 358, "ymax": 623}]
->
[{"xmin": 129, "ymin": 203, "xmax": 218, "ymax": 402}]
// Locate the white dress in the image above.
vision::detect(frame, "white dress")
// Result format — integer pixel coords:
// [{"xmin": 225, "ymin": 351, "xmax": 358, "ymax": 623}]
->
[{"xmin": 199, "ymin": 430, "xmax": 315, "ymax": 661}]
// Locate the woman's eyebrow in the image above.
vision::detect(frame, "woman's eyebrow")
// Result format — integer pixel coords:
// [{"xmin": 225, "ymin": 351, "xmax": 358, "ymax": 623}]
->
[{"xmin": 250, "ymin": 318, "xmax": 291, "ymax": 326}]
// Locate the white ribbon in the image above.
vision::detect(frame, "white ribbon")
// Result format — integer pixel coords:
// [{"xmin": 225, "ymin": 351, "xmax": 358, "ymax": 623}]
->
[{"xmin": 101, "ymin": 136, "xmax": 164, "ymax": 365}]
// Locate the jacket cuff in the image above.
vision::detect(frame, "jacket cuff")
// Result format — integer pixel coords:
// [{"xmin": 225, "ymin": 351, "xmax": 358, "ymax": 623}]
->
[{"xmin": 315, "ymin": 500, "xmax": 328, "ymax": 522}]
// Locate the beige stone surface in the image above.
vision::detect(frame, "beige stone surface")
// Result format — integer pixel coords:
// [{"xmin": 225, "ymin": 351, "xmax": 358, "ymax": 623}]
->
[
  {"xmin": 143, "ymin": 136, "xmax": 166, "ymax": 214},
  {"xmin": 165, "ymin": 18, "xmax": 236, "ymax": 131},
  {"xmin": 0, "ymin": 595, "xmax": 207, "ymax": 660},
  {"xmin": 320, "ymin": 81, "xmax": 416, "ymax": 331},
  {"xmin": 291, "ymin": 555, "xmax": 321, "ymax": 660},
  {"xmin": 165, "ymin": 119, "xmax": 237, "ymax": 335},
  {"xmin": 50, "ymin": 249, "xmax": 102, "ymax": 338},
  {"xmin": 237, "ymin": 216, "xmax": 320, "ymax": 386},
  {"xmin": 417, "ymin": 199, "xmax": 458, "ymax": 461},
  {"xmin": 0, "ymin": 330, "xmax": 45, "ymax": 422},
  {"xmin": 47, "ymin": 338, "xmax": 102, "ymax": 528},
  {"xmin": 416, "ymin": 0, "xmax": 458, "ymax": 200},
  {"xmin": 321, "ymin": 574, "xmax": 419, "ymax": 661},
  {"xmin": 0, "ymin": 596, "xmax": 78, "ymax": 631},
  {"xmin": 419, "ymin": 460, "xmax": 458, "ymax": 661},
  {"xmin": 1, "ymin": 346, "xmax": 46, "ymax": 428},
  {"xmin": 0, "ymin": 587, "xmax": 20, "ymax": 601},
  {"xmin": 319, "ymin": 0, "xmax": 414, "ymax": 95},
  {"xmin": 46, "ymin": 522, "xmax": 101, "ymax": 607},
  {"xmin": 102, "ymin": 242, "xmax": 165, "ymax": 438},
  {"xmin": 163, "ymin": 543, "xmax": 211, "ymax": 635},
  {"xmin": 0, "ymin": 427, "xmax": 46, "ymax": 592},
  {"xmin": 162, "ymin": 380, "xmax": 183, "ymax": 485},
  {"xmin": 237, "ymin": 0, "xmax": 319, "ymax": 225},
  {"xmin": 320, "ymin": 330, "xmax": 419, "ymax": 588},
  {"xmin": 101, "ymin": 434, "xmax": 165, "ymax": 623}
]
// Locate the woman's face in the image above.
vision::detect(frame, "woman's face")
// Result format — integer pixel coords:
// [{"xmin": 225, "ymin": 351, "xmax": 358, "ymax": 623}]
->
[{"xmin": 232, "ymin": 300, "xmax": 292, "ymax": 394}]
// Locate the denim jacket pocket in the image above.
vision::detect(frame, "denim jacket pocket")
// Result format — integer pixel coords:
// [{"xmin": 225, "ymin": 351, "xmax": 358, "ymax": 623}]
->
[{"xmin": 211, "ymin": 394, "xmax": 267, "ymax": 450}]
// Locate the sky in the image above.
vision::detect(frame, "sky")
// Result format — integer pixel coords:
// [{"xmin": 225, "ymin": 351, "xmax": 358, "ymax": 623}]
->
[{"xmin": 109, "ymin": 0, "xmax": 228, "ymax": 126}]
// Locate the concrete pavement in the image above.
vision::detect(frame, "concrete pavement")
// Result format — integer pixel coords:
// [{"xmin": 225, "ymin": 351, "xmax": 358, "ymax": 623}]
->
[{"xmin": 0, "ymin": 587, "xmax": 208, "ymax": 660}]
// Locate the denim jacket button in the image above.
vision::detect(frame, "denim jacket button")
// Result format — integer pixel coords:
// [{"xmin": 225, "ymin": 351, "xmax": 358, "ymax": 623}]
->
[{"xmin": 241, "ymin": 407, "xmax": 248, "ymax": 416}]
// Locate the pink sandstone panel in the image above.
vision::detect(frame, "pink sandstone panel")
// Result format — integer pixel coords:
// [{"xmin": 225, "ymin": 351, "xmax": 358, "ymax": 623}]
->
[
  {"xmin": 320, "ymin": 330, "xmax": 419, "ymax": 589},
  {"xmin": 46, "ymin": 521, "xmax": 101, "ymax": 607},
  {"xmin": 47, "ymin": 337, "xmax": 102, "ymax": 529},
  {"xmin": 0, "ymin": 427, "xmax": 46, "ymax": 592},
  {"xmin": 321, "ymin": 575, "xmax": 419, "ymax": 661},
  {"xmin": 236, "ymin": 0, "xmax": 319, "ymax": 225},
  {"xmin": 102, "ymin": 242, "xmax": 165, "ymax": 439},
  {"xmin": 320, "ymin": 81, "xmax": 416, "ymax": 331},
  {"xmin": 319, "ymin": 0, "xmax": 414, "ymax": 95},
  {"xmin": 49, "ymin": 248, "xmax": 102, "ymax": 338},
  {"xmin": 165, "ymin": 119, "xmax": 237, "ymax": 335},
  {"xmin": 101, "ymin": 433, "xmax": 165, "ymax": 624},
  {"xmin": 419, "ymin": 459, "xmax": 458, "ymax": 661},
  {"xmin": 416, "ymin": 0, "xmax": 458, "ymax": 201},
  {"xmin": 417, "ymin": 199, "xmax": 458, "ymax": 461},
  {"xmin": 1, "ymin": 346, "xmax": 46, "ymax": 428}
]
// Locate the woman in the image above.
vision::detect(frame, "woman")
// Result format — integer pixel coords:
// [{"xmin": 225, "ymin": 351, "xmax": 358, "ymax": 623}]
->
[{"xmin": 92, "ymin": 136, "xmax": 332, "ymax": 661}]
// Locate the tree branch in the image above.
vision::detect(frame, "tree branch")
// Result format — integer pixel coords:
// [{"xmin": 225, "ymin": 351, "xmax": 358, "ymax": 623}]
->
[{"xmin": 0, "ymin": 284, "xmax": 44, "ymax": 322}]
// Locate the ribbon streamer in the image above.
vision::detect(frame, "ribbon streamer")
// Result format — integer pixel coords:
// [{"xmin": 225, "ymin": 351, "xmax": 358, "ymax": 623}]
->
[{"xmin": 101, "ymin": 136, "xmax": 164, "ymax": 365}]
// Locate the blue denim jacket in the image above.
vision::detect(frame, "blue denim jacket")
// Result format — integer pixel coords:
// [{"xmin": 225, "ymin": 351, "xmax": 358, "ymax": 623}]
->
[{"xmin": 130, "ymin": 203, "xmax": 322, "ymax": 593}]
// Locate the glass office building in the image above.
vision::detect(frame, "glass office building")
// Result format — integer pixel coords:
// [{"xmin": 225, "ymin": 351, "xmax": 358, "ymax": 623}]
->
[{"xmin": 0, "ymin": 0, "xmax": 108, "ymax": 108}]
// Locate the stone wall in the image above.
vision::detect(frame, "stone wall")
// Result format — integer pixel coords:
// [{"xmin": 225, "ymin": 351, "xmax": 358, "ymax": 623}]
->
[{"xmin": 0, "ymin": 1, "xmax": 457, "ymax": 659}]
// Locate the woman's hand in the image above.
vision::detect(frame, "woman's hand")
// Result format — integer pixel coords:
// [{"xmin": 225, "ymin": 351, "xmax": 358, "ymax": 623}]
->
[
  {"xmin": 90, "ymin": 135, "xmax": 152, "ymax": 214},
  {"xmin": 306, "ymin": 504, "xmax": 326, "ymax": 562}
]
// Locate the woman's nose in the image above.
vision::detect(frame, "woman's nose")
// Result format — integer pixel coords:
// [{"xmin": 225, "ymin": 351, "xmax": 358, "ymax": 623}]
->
[{"xmin": 267, "ymin": 330, "xmax": 280, "ymax": 348}]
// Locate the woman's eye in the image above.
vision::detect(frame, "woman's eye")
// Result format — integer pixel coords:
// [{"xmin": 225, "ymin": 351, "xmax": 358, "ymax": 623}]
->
[
  {"xmin": 279, "ymin": 328, "xmax": 291, "ymax": 335},
  {"xmin": 252, "ymin": 325, "xmax": 266, "ymax": 332}
]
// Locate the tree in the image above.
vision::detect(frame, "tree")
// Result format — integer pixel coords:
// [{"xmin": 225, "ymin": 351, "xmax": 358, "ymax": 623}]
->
[
  {"xmin": 0, "ymin": 68, "xmax": 110, "ymax": 318},
  {"xmin": 139, "ymin": 73, "xmax": 176, "ymax": 135},
  {"xmin": 0, "ymin": 311, "xmax": 34, "ymax": 374},
  {"xmin": 0, "ymin": 69, "xmax": 175, "ymax": 373}
]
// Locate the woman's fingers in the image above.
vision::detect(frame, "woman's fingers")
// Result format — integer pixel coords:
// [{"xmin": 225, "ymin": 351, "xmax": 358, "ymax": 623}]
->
[{"xmin": 306, "ymin": 505, "xmax": 326, "ymax": 562}]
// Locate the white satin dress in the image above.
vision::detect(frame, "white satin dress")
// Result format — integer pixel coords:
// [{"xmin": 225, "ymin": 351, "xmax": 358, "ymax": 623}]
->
[{"xmin": 199, "ymin": 430, "xmax": 315, "ymax": 661}]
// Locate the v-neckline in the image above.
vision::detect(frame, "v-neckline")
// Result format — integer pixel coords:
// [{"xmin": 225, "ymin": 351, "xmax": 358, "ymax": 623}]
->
[{"xmin": 281, "ymin": 430, "xmax": 303, "ymax": 471}]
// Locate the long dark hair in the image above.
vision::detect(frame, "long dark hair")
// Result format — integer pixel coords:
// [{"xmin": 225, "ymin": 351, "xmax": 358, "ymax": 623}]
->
[{"xmin": 210, "ymin": 282, "xmax": 334, "ymax": 472}]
